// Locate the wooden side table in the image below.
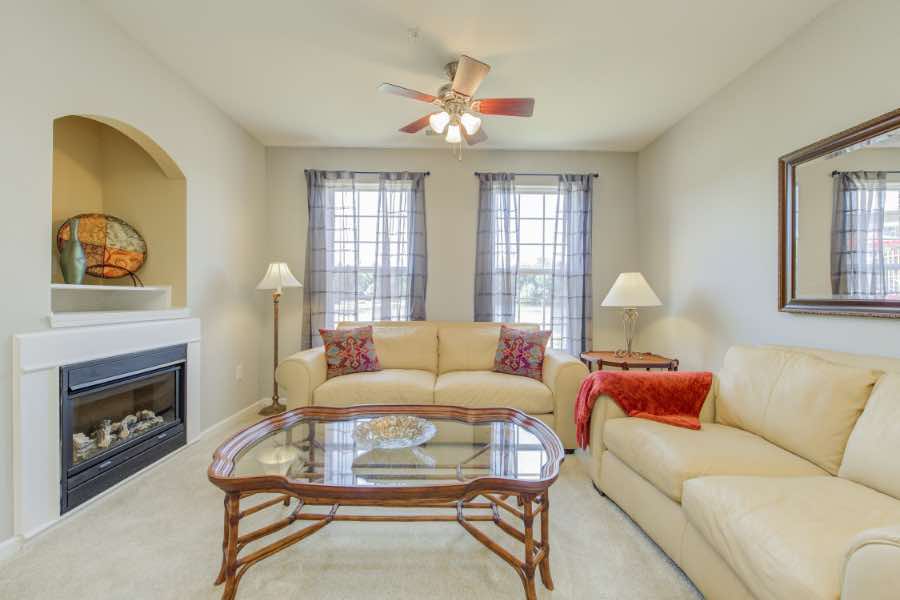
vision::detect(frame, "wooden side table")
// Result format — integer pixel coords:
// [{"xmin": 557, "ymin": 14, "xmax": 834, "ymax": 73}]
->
[{"xmin": 580, "ymin": 351, "xmax": 679, "ymax": 372}]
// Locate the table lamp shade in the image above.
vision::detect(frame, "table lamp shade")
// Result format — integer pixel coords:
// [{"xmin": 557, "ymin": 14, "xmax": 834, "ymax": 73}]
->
[
  {"xmin": 256, "ymin": 262, "xmax": 302, "ymax": 293},
  {"xmin": 601, "ymin": 272, "xmax": 661, "ymax": 308}
]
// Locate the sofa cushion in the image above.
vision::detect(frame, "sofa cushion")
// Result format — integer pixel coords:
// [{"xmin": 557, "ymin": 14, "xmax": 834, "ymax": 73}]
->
[
  {"xmin": 840, "ymin": 374, "xmax": 900, "ymax": 500},
  {"xmin": 338, "ymin": 322, "xmax": 438, "ymax": 372},
  {"xmin": 313, "ymin": 369, "xmax": 435, "ymax": 407},
  {"xmin": 434, "ymin": 371, "xmax": 554, "ymax": 414},
  {"xmin": 682, "ymin": 476, "xmax": 900, "ymax": 600},
  {"xmin": 437, "ymin": 323, "xmax": 537, "ymax": 374},
  {"xmin": 716, "ymin": 346, "xmax": 879, "ymax": 474},
  {"xmin": 604, "ymin": 419, "xmax": 826, "ymax": 502}
]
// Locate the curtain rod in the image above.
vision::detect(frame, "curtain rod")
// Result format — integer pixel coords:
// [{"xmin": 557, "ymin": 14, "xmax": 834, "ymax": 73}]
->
[
  {"xmin": 304, "ymin": 169, "xmax": 430, "ymax": 176},
  {"xmin": 473, "ymin": 172, "xmax": 599, "ymax": 178},
  {"xmin": 831, "ymin": 170, "xmax": 900, "ymax": 175}
]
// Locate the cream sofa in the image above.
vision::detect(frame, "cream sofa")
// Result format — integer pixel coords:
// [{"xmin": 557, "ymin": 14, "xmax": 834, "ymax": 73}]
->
[
  {"xmin": 585, "ymin": 344, "xmax": 900, "ymax": 600},
  {"xmin": 275, "ymin": 321, "xmax": 589, "ymax": 449}
]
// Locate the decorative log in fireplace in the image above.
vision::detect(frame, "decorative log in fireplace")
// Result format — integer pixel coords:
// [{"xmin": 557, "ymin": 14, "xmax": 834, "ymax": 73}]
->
[{"xmin": 60, "ymin": 345, "xmax": 187, "ymax": 513}]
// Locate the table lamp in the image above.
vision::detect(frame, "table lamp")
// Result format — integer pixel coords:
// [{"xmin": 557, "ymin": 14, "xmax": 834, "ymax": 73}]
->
[
  {"xmin": 257, "ymin": 262, "xmax": 302, "ymax": 415},
  {"xmin": 601, "ymin": 272, "xmax": 661, "ymax": 357}
]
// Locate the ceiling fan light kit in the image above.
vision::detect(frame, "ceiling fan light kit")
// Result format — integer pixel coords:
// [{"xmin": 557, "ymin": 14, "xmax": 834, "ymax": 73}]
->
[{"xmin": 379, "ymin": 54, "xmax": 535, "ymax": 157}]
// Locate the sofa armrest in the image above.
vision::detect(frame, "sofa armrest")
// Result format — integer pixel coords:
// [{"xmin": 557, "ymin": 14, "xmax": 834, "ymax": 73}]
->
[
  {"xmin": 275, "ymin": 347, "xmax": 327, "ymax": 409},
  {"xmin": 542, "ymin": 349, "xmax": 589, "ymax": 449},
  {"xmin": 842, "ymin": 526, "xmax": 900, "ymax": 600}
]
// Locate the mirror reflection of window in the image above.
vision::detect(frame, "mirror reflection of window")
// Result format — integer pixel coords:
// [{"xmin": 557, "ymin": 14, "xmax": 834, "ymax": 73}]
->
[{"xmin": 792, "ymin": 127, "xmax": 900, "ymax": 301}]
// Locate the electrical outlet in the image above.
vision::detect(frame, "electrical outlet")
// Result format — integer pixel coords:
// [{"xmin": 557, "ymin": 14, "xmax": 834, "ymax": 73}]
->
[{"xmin": 235, "ymin": 363, "xmax": 244, "ymax": 382}]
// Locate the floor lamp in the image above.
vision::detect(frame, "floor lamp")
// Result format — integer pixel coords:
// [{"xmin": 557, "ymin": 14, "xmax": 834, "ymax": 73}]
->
[
  {"xmin": 601, "ymin": 272, "xmax": 661, "ymax": 357},
  {"xmin": 257, "ymin": 262, "xmax": 302, "ymax": 415}
]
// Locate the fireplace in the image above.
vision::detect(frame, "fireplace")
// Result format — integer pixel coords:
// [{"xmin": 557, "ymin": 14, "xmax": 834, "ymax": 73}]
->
[{"xmin": 60, "ymin": 345, "xmax": 187, "ymax": 513}]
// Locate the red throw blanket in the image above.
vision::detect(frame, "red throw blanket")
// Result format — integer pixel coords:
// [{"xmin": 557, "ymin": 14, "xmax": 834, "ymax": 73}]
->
[{"xmin": 575, "ymin": 370, "xmax": 713, "ymax": 449}]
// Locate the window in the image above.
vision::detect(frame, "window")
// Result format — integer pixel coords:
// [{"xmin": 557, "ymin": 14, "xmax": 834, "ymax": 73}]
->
[
  {"xmin": 508, "ymin": 185, "xmax": 562, "ymax": 338},
  {"xmin": 329, "ymin": 184, "xmax": 411, "ymax": 323}
]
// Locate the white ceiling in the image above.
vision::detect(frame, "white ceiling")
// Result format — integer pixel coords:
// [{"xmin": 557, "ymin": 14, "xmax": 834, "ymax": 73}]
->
[{"xmin": 91, "ymin": 0, "xmax": 835, "ymax": 151}]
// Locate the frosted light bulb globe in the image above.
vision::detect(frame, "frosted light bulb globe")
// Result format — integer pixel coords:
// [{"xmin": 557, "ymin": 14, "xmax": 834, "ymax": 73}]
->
[
  {"xmin": 445, "ymin": 124, "xmax": 462, "ymax": 143},
  {"xmin": 460, "ymin": 112, "xmax": 482, "ymax": 135},
  {"xmin": 429, "ymin": 111, "xmax": 450, "ymax": 134}
]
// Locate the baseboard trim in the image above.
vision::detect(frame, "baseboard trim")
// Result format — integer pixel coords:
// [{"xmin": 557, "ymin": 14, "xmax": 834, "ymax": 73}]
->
[
  {"xmin": 2, "ymin": 397, "xmax": 268, "ymax": 560},
  {"xmin": 192, "ymin": 398, "xmax": 268, "ymax": 442}
]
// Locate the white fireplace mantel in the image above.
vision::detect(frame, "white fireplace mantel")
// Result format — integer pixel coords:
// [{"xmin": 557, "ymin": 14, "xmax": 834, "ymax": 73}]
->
[{"xmin": 12, "ymin": 317, "xmax": 202, "ymax": 540}]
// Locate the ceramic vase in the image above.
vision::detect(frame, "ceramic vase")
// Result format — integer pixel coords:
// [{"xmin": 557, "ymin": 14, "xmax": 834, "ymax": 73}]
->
[{"xmin": 59, "ymin": 219, "xmax": 87, "ymax": 284}]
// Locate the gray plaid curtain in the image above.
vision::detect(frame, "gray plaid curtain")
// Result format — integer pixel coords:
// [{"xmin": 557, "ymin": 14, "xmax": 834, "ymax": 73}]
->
[
  {"xmin": 474, "ymin": 173, "xmax": 518, "ymax": 322},
  {"xmin": 552, "ymin": 175, "xmax": 593, "ymax": 355},
  {"xmin": 831, "ymin": 171, "xmax": 886, "ymax": 297},
  {"xmin": 303, "ymin": 170, "xmax": 427, "ymax": 348}
]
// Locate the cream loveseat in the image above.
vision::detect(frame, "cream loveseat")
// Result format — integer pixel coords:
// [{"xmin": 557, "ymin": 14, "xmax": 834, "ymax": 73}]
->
[
  {"xmin": 275, "ymin": 321, "xmax": 589, "ymax": 449},
  {"xmin": 586, "ymin": 345, "xmax": 900, "ymax": 600}
]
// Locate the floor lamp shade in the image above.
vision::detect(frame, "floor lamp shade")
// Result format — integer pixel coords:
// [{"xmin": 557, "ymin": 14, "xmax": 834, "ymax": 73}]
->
[
  {"xmin": 256, "ymin": 262, "xmax": 302, "ymax": 293},
  {"xmin": 601, "ymin": 273, "xmax": 661, "ymax": 356},
  {"xmin": 258, "ymin": 262, "xmax": 302, "ymax": 415}
]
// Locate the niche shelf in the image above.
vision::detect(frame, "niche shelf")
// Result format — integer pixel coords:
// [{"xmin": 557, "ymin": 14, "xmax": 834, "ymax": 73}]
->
[{"xmin": 50, "ymin": 284, "xmax": 190, "ymax": 328}]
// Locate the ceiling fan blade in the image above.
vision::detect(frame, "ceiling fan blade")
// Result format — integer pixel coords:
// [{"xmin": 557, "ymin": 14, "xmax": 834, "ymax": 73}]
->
[
  {"xmin": 399, "ymin": 114, "xmax": 432, "ymax": 133},
  {"xmin": 378, "ymin": 83, "xmax": 437, "ymax": 104},
  {"xmin": 464, "ymin": 127, "xmax": 487, "ymax": 146},
  {"xmin": 472, "ymin": 98, "xmax": 535, "ymax": 117},
  {"xmin": 452, "ymin": 55, "xmax": 490, "ymax": 97}
]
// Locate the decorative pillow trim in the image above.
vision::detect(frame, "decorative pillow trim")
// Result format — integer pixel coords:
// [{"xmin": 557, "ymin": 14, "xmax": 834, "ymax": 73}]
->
[
  {"xmin": 493, "ymin": 325, "xmax": 552, "ymax": 381},
  {"xmin": 319, "ymin": 325, "xmax": 381, "ymax": 379}
]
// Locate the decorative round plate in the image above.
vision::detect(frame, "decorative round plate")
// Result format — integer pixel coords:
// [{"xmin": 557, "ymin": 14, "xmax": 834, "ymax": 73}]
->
[
  {"xmin": 57, "ymin": 213, "xmax": 147, "ymax": 279},
  {"xmin": 352, "ymin": 416, "xmax": 437, "ymax": 450}
]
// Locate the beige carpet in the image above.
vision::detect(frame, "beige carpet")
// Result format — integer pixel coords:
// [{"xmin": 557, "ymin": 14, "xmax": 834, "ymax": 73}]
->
[{"xmin": 0, "ymin": 414, "xmax": 701, "ymax": 600}]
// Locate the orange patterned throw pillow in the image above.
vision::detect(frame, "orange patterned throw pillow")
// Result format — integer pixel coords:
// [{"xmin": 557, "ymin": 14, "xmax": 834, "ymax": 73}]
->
[
  {"xmin": 319, "ymin": 326, "xmax": 382, "ymax": 379},
  {"xmin": 493, "ymin": 325, "xmax": 552, "ymax": 381}
]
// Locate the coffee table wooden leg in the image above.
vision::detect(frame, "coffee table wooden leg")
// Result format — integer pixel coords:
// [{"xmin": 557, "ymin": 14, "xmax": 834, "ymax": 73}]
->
[
  {"xmin": 538, "ymin": 493, "xmax": 554, "ymax": 590},
  {"xmin": 522, "ymin": 496, "xmax": 537, "ymax": 600},
  {"xmin": 221, "ymin": 493, "xmax": 241, "ymax": 600},
  {"xmin": 214, "ymin": 494, "xmax": 231, "ymax": 586}
]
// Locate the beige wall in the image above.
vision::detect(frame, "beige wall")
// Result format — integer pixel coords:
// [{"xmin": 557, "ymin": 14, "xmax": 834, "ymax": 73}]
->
[
  {"xmin": 795, "ymin": 147, "xmax": 900, "ymax": 297},
  {"xmin": 635, "ymin": 0, "xmax": 900, "ymax": 371},
  {"xmin": 51, "ymin": 117, "xmax": 188, "ymax": 305},
  {"xmin": 263, "ymin": 147, "xmax": 639, "ymax": 395},
  {"xmin": 0, "ymin": 0, "xmax": 267, "ymax": 546}
]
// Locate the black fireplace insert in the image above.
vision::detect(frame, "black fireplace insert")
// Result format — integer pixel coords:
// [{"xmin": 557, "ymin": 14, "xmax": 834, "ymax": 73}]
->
[{"xmin": 60, "ymin": 345, "xmax": 187, "ymax": 513}]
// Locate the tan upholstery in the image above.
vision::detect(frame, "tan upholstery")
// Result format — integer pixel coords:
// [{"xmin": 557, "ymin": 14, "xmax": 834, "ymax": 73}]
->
[
  {"xmin": 843, "ymin": 525, "xmax": 900, "ymax": 600},
  {"xmin": 276, "ymin": 321, "xmax": 586, "ymax": 448},
  {"xmin": 839, "ymin": 374, "xmax": 900, "ymax": 500},
  {"xmin": 313, "ymin": 369, "xmax": 435, "ymax": 407},
  {"xmin": 436, "ymin": 322, "xmax": 537, "ymax": 374},
  {"xmin": 586, "ymin": 344, "xmax": 900, "ymax": 600},
  {"xmin": 683, "ymin": 476, "xmax": 900, "ymax": 600},
  {"xmin": 337, "ymin": 321, "xmax": 438, "ymax": 372},
  {"xmin": 434, "ymin": 371, "xmax": 553, "ymax": 413},
  {"xmin": 542, "ymin": 349, "xmax": 588, "ymax": 448},
  {"xmin": 603, "ymin": 419, "xmax": 826, "ymax": 502},
  {"xmin": 274, "ymin": 346, "xmax": 327, "ymax": 409},
  {"xmin": 716, "ymin": 346, "xmax": 879, "ymax": 474},
  {"xmin": 597, "ymin": 451, "xmax": 755, "ymax": 600}
]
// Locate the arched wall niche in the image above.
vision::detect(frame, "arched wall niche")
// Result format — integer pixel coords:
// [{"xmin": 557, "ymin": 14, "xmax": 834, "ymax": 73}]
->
[{"xmin": 51, "ymin": 115, "xmax": 187, "ymax": 309}]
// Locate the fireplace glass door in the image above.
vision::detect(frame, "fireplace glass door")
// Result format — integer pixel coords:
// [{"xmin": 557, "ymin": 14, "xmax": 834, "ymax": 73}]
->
[{"xmin": 69, "ymin": 369, "xmax": 179, "ymax": 467}]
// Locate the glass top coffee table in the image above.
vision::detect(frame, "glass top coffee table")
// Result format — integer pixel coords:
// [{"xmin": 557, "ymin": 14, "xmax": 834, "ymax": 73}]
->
[{"xmin": 208, "ymin": 405, "xmax": 565, "ymax": 600}]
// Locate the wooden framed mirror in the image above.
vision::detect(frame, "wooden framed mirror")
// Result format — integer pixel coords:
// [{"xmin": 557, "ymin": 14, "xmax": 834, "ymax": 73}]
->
[{"xmin": 779, "ymin": 107, "xmax": 900, "ymax": 318}]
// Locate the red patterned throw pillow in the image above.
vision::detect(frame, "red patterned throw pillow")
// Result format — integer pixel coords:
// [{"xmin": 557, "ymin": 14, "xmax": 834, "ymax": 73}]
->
[
  {"xmin": 319, "ymin": 326, "xmax": 381, "ymax": 379},
  {"xmin": 493, "ymin": 325, "xmax": 552, "ymax": 381}
]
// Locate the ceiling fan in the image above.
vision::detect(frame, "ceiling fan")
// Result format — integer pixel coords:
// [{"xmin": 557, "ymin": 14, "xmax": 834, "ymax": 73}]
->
[{"xmin": 378, "ymin": 55, "xmax": 535, "ymax": 147}]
